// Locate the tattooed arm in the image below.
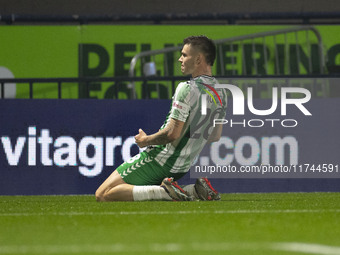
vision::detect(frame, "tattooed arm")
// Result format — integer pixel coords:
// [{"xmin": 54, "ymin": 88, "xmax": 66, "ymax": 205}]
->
[{"xmin": 135, "ymin": 118, "xmax": 185, "ymax": 148}]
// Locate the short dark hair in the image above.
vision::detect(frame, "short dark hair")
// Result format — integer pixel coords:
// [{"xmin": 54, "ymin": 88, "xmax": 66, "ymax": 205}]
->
[{"xmin": 183, "ymin": 35, "xmax": 216, "ymax": 66}]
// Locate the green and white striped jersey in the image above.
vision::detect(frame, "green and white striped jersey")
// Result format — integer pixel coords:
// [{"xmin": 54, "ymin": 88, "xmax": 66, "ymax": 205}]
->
[{"xmin": 151, "ymin": 75, "xmax": 227, "ymax": 174}]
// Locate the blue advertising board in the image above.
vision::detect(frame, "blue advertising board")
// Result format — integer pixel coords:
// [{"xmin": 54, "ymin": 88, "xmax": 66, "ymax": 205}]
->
[
  {"xmin": 0, "ymin": 98, "xmax": 340, "ymax": 195},
  {"xmin": 0, "ymin": 99, "xmax": 170, "ymax": 195}
]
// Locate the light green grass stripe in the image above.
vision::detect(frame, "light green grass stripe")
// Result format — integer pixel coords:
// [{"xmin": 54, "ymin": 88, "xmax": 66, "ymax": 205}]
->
[
  {"xmin": 0, "ymin": 242, "xmax": 340, "ymax": 254},
  {"xmin": 1, "ymin": 208, "xmax": 339, "ymax": 217}
]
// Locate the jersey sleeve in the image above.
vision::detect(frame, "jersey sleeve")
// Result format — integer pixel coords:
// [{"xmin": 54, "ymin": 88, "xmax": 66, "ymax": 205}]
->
[{"xmin": 169, "ymin": 82, "xmax": 191, "ymax": 122}]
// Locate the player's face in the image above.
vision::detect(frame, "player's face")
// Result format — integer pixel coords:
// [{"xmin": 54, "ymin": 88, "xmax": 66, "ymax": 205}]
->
[{"xmin": 178, "ymin": 44, "xmax": 197, "ymax": 76}]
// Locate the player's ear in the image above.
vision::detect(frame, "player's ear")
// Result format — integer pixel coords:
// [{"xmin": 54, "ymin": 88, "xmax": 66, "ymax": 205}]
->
[{"xmin": 196, "ymin": 53, "xmax": 202, "ymax": 65}]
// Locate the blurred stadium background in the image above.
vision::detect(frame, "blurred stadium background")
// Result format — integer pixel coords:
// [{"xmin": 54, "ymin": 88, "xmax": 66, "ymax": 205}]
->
[
  {"xmin": 0, "ymin": 2, "xmax": 340, "ymax": 255},
  {"xmin": 0, "ymin": 0, "xmax": 340, "ymax": 194}
]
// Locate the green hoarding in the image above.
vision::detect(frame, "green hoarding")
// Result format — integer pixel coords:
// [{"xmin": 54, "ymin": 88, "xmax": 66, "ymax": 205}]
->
[{"xmin": 0, "ymin": 25, "xmax": 340, "ymax": 99}]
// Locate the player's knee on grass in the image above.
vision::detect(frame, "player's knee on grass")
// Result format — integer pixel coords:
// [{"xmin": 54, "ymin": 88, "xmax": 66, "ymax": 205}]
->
[
  {"xmin": 95, "ymin": 186, "xmax": 113, "ymax": 202},
  {"xmin": 95, "ymin": 188, "xmax": 105, "ymax": 202},
  {"xmin": 95, "ymin": 170, "xmax": 128, "ymax": 202}
]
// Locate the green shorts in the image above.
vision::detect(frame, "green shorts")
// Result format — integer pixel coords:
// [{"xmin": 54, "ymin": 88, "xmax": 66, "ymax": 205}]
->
[{"xmin": 116, "ymin": 147, "xmax": 186, "ymax": 185}]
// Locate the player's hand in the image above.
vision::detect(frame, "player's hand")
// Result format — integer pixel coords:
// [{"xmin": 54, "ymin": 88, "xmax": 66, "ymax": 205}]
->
[{"xmin": 135, "ymin": 128, "xmax": 148, "ymax": 148}]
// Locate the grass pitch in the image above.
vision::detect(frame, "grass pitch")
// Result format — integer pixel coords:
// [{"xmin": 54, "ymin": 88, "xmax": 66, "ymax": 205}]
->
[{"xmin": 0, "ymin": 192, "xmax": 339, "ymax": 255}]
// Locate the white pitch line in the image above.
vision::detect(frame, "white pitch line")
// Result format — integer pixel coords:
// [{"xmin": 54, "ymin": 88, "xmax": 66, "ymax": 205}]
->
[
  {"xmin": 273, "ymin": 242, "xmax": 340, "ymax": 255},
  {"xmin": 0, "ymin": 208, "xmax": 339, "ymax": 217},
  {"xmin": 0, "ymin": 242, "xmax": 339, "ymax": 254}
]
